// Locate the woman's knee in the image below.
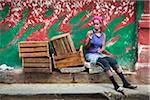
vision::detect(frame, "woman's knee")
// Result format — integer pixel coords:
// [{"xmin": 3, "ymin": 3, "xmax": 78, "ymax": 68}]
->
[
  {"xmin": 97, "ymin": 57, "xmax": 109, "ymax": 65},
  {"xmin": 105, "ymin": 57, "xmax": 118, "ymax": 67},
  {"xmin": 110, "ymin": 59, "xmax": 118, "ymax": 66},
  {"xmin": 97, "ymin": 58, "xmax": 111, "ymax": 71}
]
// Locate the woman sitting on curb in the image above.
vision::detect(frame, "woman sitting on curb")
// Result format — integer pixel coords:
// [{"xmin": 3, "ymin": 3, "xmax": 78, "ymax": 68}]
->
[{"xmin": 84, "ymin": 16, "xmax": 137, "ymax": 93}]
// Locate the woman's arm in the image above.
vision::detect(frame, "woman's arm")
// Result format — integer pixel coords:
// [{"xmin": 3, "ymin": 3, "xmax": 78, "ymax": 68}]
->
[{"xmin": 85, "ymin": 30, "xmax": 93, "ymax": 47}]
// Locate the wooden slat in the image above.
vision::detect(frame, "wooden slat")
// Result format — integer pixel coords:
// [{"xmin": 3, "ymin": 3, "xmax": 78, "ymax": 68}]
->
[
  {"xmin": 20, "ymin": 41, "xmax": 49, "ymax": 44},
  {"xmin": 52, "ymin": 41, "xmax": 58, "ymax": 56},
  {"xmin": 20, "ymin": 52, "xmax": 49, "ymax": 57},
  {"xmin": 19, "ymin": 46, "xmax": 48, "ymax": 53},
  {"xmin": 23, "ymin": 62, "xmax": 51, "ymax": 68},
  {"xmin": 63, "ymin": 37, "xmax": 72, "ymax": 53},
  {"xmin": 57, "ymin": 39, "xmax": 65, "ymax": 55},
  {"xmin": 54, "ymin": 51, "xmax": 81, "ymax": 60},
  {"xmin": 55, "ymin": 56, "xmax": 84, "ymax": 68},
  {"xmin": 55, "ymin": 61, "xmax": 83, "ymax": 68},
  {"xmin": 67, "ymin": 34, "xmax": 76, "ymax": 53},
  {"xmin": 60, "ymin": 38, "xmax": 68, "ymax": 54},
  {"xmin": 79, "ymin": 45, "xmax": 85, "ymax": 63},
  {"xmin": 46, "ymin": 42, "xmax": 50, "ymax": 56},
  {"xmin": 56, "ymin": 56, "xmax": 81, "ymax": 63},
  {"xmin": 51, "ymin": 34, "xmax": 68, "ymax": 41},
  {"xmin": 52, "ymin": 54, "xmax": 56, "ymax": 68},
  {"xmin": 19, "ymin": 41, "xmax": 48, "ymax": 47},
  {"xmin": 22, "ymin": 58, "xmax": 25, "ymax": 67},
  {"xmin": 22, "ymin": 57, "xmax": 51, "ymax": 63},
  {"xmin": 54, "ymin": 40, "xmax": 62, "ymax": 55},
  {"xmin": 24, "ymin": 68, "xmax": 51, "ymax": 73}
]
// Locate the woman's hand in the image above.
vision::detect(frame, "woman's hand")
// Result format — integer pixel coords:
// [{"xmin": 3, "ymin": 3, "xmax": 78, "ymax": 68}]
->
[
  {"xmin": 85, "ymin": 31, "xmax": 93, "ymax": 47},
  {"xmin": 87, "ymin": 31, "xmax": 93, "ymax": 39},
  {"xmin": 97, "ymin": 47, "xmax": 104, "ymax": 53}
]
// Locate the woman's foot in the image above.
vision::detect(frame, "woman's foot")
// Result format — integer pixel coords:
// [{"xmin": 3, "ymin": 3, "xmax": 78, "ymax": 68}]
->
[
  {"xmin": 123, "ymin": 84, "xmax": 137, "ymax": 89},
  {"xmin": 115, "ymin": 87, "xmax": 125, "ymax": 95},
  {"xmin": 115, "ymin": 86, "xmax": 124, "ymax": 92}
]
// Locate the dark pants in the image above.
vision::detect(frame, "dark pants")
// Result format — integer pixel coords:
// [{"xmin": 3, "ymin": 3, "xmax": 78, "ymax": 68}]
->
[{"xmin": 96, "ymin": 57, "xmax": 119, "ymax": 72}]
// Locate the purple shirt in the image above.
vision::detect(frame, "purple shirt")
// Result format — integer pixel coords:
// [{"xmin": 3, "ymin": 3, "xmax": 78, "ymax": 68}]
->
[{"xmin": 86, "ymin": 30, "xmax": 104, "ymax": 53}]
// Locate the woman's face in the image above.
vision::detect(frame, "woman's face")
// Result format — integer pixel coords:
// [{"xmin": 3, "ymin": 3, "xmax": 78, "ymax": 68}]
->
[{"xmin": 93, "ymin": 20, "xmax": 102, "ymax": 30}]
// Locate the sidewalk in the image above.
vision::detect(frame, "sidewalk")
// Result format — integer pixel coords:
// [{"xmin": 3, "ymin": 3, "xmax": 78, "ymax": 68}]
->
[{"xmin": 0, "ymin": 83, "xmax": 149, "ymax": 100}]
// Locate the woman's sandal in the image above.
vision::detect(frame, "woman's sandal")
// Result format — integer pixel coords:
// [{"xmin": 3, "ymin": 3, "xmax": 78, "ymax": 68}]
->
[
  {"xmin": 123, "ymin": 84, "xmax": 137, "ymax": 89},
  {"xmin": 116, "ymin": 87, "xmax": 125, "ymax": 95}
]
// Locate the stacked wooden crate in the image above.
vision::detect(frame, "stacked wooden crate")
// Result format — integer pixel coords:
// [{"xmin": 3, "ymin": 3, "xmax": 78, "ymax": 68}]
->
[
  {"xmin": 50, "ymin": 33, "xmax": 85, "ymax": 68},
  {"xmin": 19, "ymin": 41, "xmax": 52, "ymax": 73}
]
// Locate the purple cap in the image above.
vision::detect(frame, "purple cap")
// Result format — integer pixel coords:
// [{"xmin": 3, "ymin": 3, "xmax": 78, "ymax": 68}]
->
[{"xmin": 92, "ymin": 16, "xmax": 103, "ymax": 22}]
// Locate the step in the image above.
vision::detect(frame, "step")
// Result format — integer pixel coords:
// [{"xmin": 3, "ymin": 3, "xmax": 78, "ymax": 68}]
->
[{"xmin": 0, "ymin": 83, "xmax": 149, "ymax": 100}]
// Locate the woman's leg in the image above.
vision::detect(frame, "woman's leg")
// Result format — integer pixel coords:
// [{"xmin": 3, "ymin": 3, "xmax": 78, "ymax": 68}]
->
[
  {"xmin": 96, "ymin": 58, "xmax": 120, "ymax": 90},
  {"xmin": 104, "ymin": 57, "xmax": 137, "ymax": 89}
]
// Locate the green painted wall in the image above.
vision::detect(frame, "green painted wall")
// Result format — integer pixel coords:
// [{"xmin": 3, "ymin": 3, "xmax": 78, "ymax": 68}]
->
[{"xmin": 0, "ymin": 1, "xmax": 144, "ymax": 69}]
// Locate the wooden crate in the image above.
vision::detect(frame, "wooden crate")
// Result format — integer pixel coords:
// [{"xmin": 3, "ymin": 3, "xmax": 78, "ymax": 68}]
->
[
  {"xmin": 22, "ymin": 57, "xmax": 52, "ymax": 73},
  {"xmin": 19, "ymin": 41, "xmax": 52, "ymax": 73},
  {"xmin": 19, "ymin": 41, "xmax": 50, "ymax": 57},
  {"xmin": 51, "ymin": 34, "xmax": 85, "ymax": 68}
]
